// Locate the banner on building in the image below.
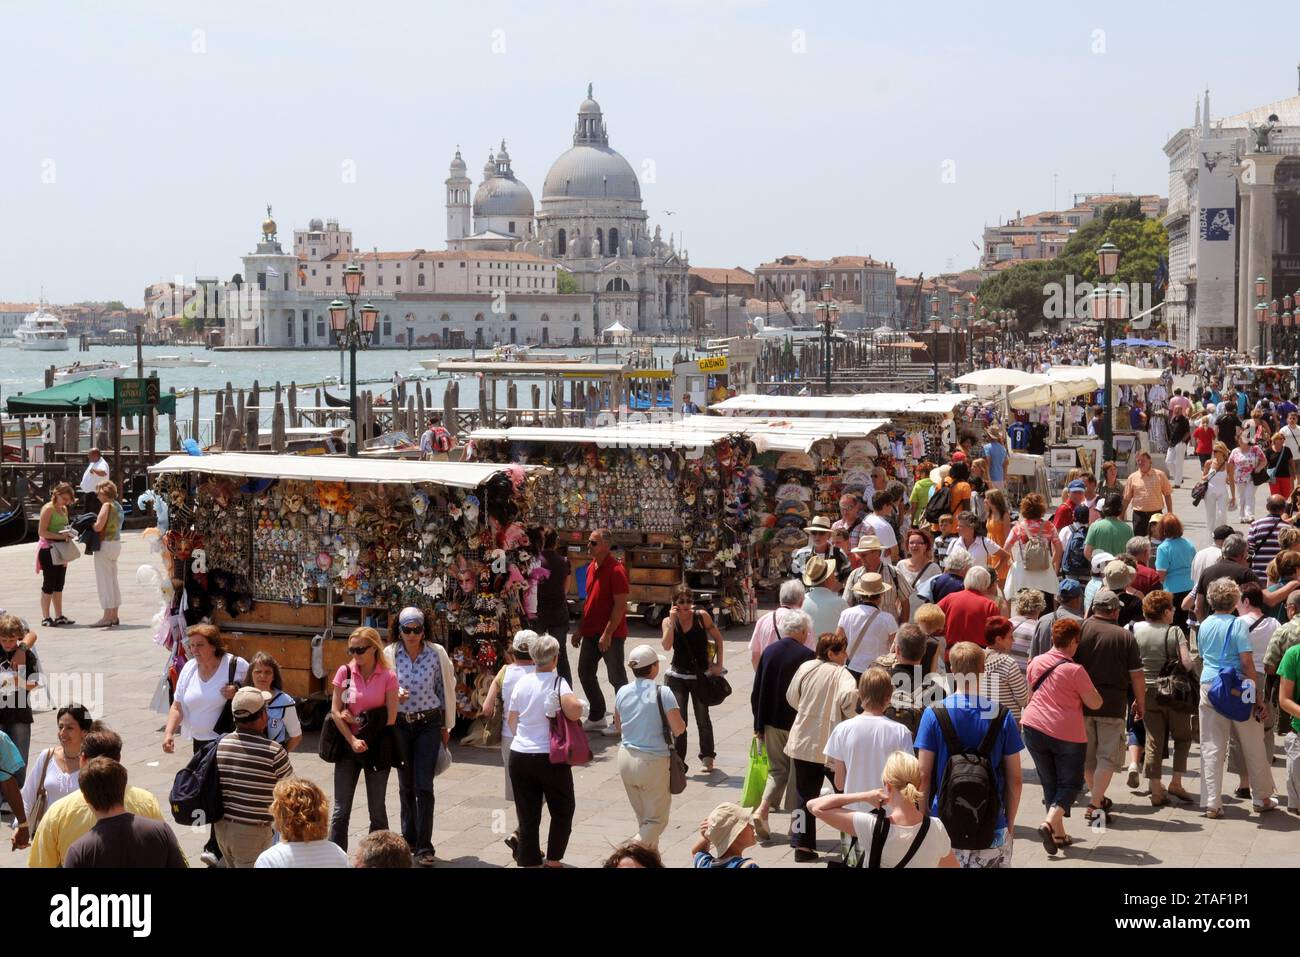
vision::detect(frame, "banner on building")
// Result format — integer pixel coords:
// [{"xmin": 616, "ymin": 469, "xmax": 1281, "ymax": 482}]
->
[{"xmin": 1195, "ymin": 153, "xmax": 1238, "ymax": 329}]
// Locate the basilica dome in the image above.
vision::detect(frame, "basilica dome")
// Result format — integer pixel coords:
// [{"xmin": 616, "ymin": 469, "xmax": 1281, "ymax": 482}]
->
[
  {"xmin": 542, "ymin": 85, "xmax": 641, "ymax": 203},
  {"xmin": 473, "ymin": 175, "xmax": 534, "ymax": 218}
]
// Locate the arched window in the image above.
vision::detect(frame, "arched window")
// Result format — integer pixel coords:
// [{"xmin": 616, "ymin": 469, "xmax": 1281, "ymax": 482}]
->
[
  {"xmin": 439, "ymin": 313, "xmax": 450, "ymax": 323},
  {"xmin": 474, "ymin": 313, "xmax": 485, "ymax": 322},
  {"xmin": 540, "ymin": 313, "xmax": 550, "ymax": 322},
  {"xmin": 573, "ymin": 313, "xmax": 580, "ymax": 324},
  {"xmin": 509, "ymin": 313, "xmax": 518, "ymax": 322},
  {"xmin": 609, "ymin": 227, "xmax": 619, "ymax": 255},
  {"xmin": 605, "ymin": 278, "xmax": 630, "ymax": 292},
  {"xmin": 382, "ymin": 314, "xmax": 392, "ymax": 339},
  {"xmin": 556, "ymin": 229, "xmax": 567, "ymax": 255},
  {"xmin": 418, "ymin": 273, "xmax": 426, "ymax": 287},
  {"xmin": 595, "ymin": 228, "xmax": 604, "ymax": 256}
]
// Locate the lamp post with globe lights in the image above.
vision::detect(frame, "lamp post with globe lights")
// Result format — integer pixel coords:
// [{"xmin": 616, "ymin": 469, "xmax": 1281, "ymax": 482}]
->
[
  {"xmin": 814, "ymin": 282, "xmax": 839, "ymax": 394},
  {"xmin": 329, "ymin": 263, "xmax": 378, "ymax": 458},
  {"xmin": 1094, "ymin": 242, "xmax": 1122, "ymax": 462},
  {"xmin": 929, "ymin": 294, "xmax": 942, "ymax": 393}
]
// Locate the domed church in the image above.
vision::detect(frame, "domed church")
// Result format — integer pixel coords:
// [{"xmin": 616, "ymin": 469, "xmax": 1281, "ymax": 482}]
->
[{"xmin": 444, "ymin": 85, "xmax": 689, "ymax": 334}]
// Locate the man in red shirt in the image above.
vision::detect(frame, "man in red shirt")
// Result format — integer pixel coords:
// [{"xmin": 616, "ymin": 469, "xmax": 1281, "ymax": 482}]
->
[
  {"xmin": 573, "ymin": 528, "xmax": 629, "ymax": 736},
  {"xmin": 1052, "ymin": 480, "xmax": 1087, "ymax": 531},
  {"xmin": 938, "ymin": 566, "xmax": 1001, "ymax": 652},
  {"xmin": 1124, "ymin": 538, "xmax": 1162, "ymax": 595}
]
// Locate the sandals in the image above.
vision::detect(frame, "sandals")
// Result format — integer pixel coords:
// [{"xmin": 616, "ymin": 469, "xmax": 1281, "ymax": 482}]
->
[
  {"xmin": 1204, "ymin": 806, "xmax": 1224, "ymax": 819},
  {"xmin": 1166, "ymin": 785, "xmax": 1195, "ymax": 804},
  {"xmin": 414, "ymin": 849, "xmax": 436, "ymax": 866},
  {"xmin": 41, "ymin": 618, "xmax": 54, "ymax": 627},
  {"xmin": 1150, "ymin": 795, "xmax": 1171, "ymax": 808},
  {"xmin": 1037, "ymin": 824, "xmax": 1059, "ymax": 856},
  {"xmin": 1054, "ymin": 834, "xmax": 1076, "ymax": 847},
  {"xmin": 1084, "ymin": 797, "xmax": 1113, "ymax": 823},
  {"xmin": 54, "ymin": 616, "xmax": 74, "ymax": 626}
]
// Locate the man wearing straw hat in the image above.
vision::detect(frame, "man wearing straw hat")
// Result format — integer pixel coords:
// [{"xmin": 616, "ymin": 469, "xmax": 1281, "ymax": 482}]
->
[{"xmin": 791, "ymin": 516, "xmax": 850, "ymax": 582}]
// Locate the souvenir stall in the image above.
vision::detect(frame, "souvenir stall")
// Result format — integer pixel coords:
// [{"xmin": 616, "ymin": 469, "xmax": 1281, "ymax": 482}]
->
[
  {"xmin": 467, "ymin": 425, "xmax": 762, "ymax": 627},
  {"xmin": 144, "ymin": 453, "xmax": 545, "ymax": 728}
]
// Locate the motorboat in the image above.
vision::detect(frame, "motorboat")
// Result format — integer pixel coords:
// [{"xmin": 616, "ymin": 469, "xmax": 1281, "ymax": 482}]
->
[
  {"xmin": 54, "ymin": 360, "xmax": 127, "ymax": 384},
  {"xmin": 14, "ymin": 303, "xmax": 69, "ymax": 351},
  {"xmin": 143, "ymin": 355, "xmax": 212, "ymax": 368}
]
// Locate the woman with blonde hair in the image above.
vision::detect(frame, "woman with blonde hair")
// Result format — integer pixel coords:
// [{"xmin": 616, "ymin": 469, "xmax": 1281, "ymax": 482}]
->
[
  {"xmin": 90, "ymin": 479, "xmax": 123, "ymax": 628},
  {"xmin": 1201, "ymin": 442, "xmax": 1231, "ymax": 531},
  {"xmin": 256, "ymin": 778, "xmax": 349, "ymax": 867},
  {"xmin": 1003, "ymin": 493, "xmax": 1061, "ymax": 609},
  {"xmin": 807, "ymin": 750, "xmax": 957, "ymax": 868},
  {"xmin": 328, "ymin": 626, "xmax": 399, "ymax": 851},
  {"xmin": 36, "ymin": 481, "xmax": 78, "ymax": 627}
]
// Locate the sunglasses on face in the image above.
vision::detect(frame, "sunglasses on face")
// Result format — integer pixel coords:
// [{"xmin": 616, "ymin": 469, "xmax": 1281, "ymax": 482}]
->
[
  {"xmin": 400, "ymin": 625, "xmax": 423, "ymax": 635},
  {"xmin": 347, "ymin": 646, "xmax": 371, "ymax": 655}
]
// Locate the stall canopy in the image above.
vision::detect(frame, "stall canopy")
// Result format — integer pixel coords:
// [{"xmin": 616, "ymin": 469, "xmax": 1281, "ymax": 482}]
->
[
  {"xmin": 953, "ymin": 368, "xmax": 1046, "ymax": 388},
  {"xmin": 470, "ymin": 417, "xmax": 892, "ymax": 454},
  {"xmin": 1007, "ymin": 374, "xmax": 1099, "ymax": 410},
  {"xmin": 149, "ymin": 452, "xmax": 536, "ymax": 488},
  {"xmin": 6, "ymin": 378, "xmax": 176, "ymax": 416},
  {"xmin": 1084, "ymin": 363, "xmax": 1163, "ymax": 386},
  {"xmin": 710, "ymin": 392, "xmax": 970, "ymax": 417}
]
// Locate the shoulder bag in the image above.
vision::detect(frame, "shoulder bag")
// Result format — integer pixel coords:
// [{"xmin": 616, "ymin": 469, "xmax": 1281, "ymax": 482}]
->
[
  {"xmin": 27, "ymin": 748, "xmax": 55, "ymax": 836},
  {"xmin": 861, "ymin": 806, "xmax": 932, "ymax": 869},
  {"xmin": 679, "ymin": 612, "xmax": 732, "ymax": 707},
  {"xmin": 49, "ymin": 540, "xmax": 81, "ymax": 566},
  {"xmin": 656, "ymin": 687, "xmax": 688, "ymax": 794},
  {"xmin": 548, "ymin": 674, "xmax": 592, "ymax": 766},
  {"xmin": 317, "ymin": 663, "xmax": 352, "ymax": 764},
  {"xmin": 1207, "ymin": 620, "xmax": 1254, "ymax": 722},
  {"xmin": 1252, "ymin": 449, "xmax": 1271, "ymax": 486},
  {"xmin": 1153, "ymin": 626, "xmax": 1197, "ymax": 714},
  {"xmin": 846, "ymin": 607, "xmax": 883, "ymax": 664},
  {"xmin": 211, "ymin": 656, "xmax": 239, "ymax": 735}
]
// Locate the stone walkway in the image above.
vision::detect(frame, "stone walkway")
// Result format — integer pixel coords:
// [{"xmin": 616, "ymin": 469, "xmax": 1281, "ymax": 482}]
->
[{"xmin": 4, "ymin": 459, "xmax": 1299, "ymax": 868}]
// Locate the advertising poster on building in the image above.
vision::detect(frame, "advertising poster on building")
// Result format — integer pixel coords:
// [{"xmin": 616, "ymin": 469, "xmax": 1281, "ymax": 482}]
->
[{"xmin": 1196, "ymin": 154, "xmax": 1238, "ymax": 329}]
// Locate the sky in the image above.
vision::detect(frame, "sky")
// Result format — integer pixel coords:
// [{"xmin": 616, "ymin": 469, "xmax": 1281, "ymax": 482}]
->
[{"xmin": 2, "ymin": 0, "xmax": 1299, "ymax": 304}]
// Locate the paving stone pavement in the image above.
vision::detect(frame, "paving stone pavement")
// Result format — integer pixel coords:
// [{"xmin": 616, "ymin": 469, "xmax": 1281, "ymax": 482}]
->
[{"xmin": 4, "ymin": 461, "xmax": 1300, "ymax": 868}]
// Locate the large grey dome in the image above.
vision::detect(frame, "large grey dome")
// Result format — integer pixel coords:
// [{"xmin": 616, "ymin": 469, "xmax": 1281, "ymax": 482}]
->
[
  {"xmin": 543, "ymin": 145, "xmax": 641, "ymax": 201},
  {"xmin": 473, "ymin": 175, "xmax": 534, "ymax": 218}
]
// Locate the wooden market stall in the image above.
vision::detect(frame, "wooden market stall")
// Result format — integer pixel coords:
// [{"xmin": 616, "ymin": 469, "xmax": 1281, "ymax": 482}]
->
[{"xmin": 146, "ymin": 453, "xmax": 545, "ymax": 728}]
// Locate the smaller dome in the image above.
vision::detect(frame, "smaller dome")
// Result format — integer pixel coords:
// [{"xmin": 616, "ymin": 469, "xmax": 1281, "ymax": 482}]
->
[
  {"xmin": 308, "ymin": 217, "xmax": 324, "ymax": 231},
  {"xmin": 449, "ymin": 148, "xmax": 466, "ymax": 174},
  {"xmin": 497, "ymin": 139, "xmax": 511, "ymax": 164},
  {"xmin": 483, "ymin": 152, "xmax": 496, "ymax": 179},
  {"xmin": 578, "ymin": 82, "xmax": 601, "ymax": 115}
]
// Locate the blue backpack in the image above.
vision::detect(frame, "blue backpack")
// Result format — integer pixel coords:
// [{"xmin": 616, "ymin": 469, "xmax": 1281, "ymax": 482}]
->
[{"xmin": 1063, "ymin": 524, "xmax": 1089, "ymax": 578}]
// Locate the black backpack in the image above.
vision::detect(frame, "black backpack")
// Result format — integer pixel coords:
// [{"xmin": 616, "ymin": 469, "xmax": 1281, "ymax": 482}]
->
[
  {"xmin": 922, "ymin": 484, "xmax": 953, "ymax": 525},
  {"xmin": 169, "ymin": 736, "xmax": 226, "ymax": 828},
  {"xmin": 933, "ymin": 704, "xmax": 1006, "ymax": 850},
  {"xmin": 1062, "ymin": 524, "xmax": 1089, "ymax": 578}
]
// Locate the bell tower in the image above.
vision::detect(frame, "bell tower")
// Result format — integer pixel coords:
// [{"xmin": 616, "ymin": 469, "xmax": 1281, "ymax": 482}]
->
[{"xmin": 445, "ymin": 147, "xmax": 471, "ymax": 246}]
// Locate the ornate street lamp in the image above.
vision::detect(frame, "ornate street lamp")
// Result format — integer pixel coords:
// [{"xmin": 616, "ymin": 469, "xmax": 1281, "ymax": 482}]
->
[
  {"xmin": 815, "ymin": 282, "xmax": 839, "ymax": 394},
  {"xmin": 331, "ymin": 263, "xmax": 377, "ymax": 457},
  {"xmin": 929, "ymin": 294, "xmax": 942, "ymax": 392},
  {"xmin": 1096, "ymin": 242, "xmax": 1121, "ymax": 462}
]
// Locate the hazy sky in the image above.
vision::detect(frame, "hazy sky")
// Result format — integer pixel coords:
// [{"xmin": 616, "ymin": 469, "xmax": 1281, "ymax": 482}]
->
[{"xmin": 2, "ymin": 0, "xmax": 1298, "ymax": 304}]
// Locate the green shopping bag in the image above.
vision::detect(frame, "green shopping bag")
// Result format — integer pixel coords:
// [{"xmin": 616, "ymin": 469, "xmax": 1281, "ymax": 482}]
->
[{"xmin": 740, "ymin": 738, "xmax": 770, "ymax": 808}]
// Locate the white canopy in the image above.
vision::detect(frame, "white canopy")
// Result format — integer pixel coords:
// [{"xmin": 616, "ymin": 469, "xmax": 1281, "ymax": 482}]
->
[
  {"xmin": 148, "ymin": 452, "xmax": 533, "ymax": 489},
  {"xmin": 469, "ymin": 416, "xmax": 892, "ymax": 454},
  {"xmin": 710, "ymin": 392, "xmax": 970, "ymax": 417},
  {"xmin": 1007, "ymin": 374, "xmax": 1099, "ymax": 410},
  {"xmin": 1085, "ymin": 363, "xmax": 1163, "ymax": 386},
  {"xmin": 953, "ymin": 368, "xmax": 1047, "ymax": 388},
  {"xmin": 601, "ymin": 321, "xmax": 632, "ymax": 339}
]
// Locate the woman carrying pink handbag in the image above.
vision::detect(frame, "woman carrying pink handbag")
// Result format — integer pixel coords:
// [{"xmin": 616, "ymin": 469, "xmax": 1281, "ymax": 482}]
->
[{"xmin": 505, "ymin": 633, "xmax": 585, "ymax": 867}]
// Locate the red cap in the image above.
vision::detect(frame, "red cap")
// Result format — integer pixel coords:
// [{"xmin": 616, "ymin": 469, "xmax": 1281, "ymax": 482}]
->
[{"xmin": 951, "ymin": 451, "xmax": 967, "ymax": 463}]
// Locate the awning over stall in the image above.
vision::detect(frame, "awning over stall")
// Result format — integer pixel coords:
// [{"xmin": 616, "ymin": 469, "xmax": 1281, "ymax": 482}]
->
[
  {"xmin": 6, "ymin": 377, "xmax": 177, "ymax": 415},
  {"xmin": 149, "ymin": 452, "xmax": 535, "ymax": 488},
  {"xmin": 709, "ymin": 392, "xmax": 970, "ymax": 417}
]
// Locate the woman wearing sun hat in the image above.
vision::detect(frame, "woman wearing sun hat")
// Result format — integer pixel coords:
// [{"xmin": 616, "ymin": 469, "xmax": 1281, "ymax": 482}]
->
[{"xmin": 690, "ymin": 802, "xmax": 760, "ymax": 868}]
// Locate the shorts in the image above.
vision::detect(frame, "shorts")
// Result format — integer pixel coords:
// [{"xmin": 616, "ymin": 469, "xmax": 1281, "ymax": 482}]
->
[{"xmin": 1084, "ymin": 716, "xmax": 1127, "ymax": 774}]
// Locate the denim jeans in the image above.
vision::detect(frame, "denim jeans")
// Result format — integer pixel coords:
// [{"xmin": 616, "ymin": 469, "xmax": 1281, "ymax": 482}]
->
[
  {"xmin": 394, "ymin": 718, "xmax": 440, "ymax": 854},
  {"xmin": 329, "ymin": 749, "xmax": 391, "ymax": 851},
  {"xmin": 1022, "ymin": 724, "xmax": 1086, "ymax": 814},
  {"xmin": 577, "ymin": 635, "xmax": 627, "ymax": 722},
  {"xmin": 665, "ymin": 674, "xmax": 715, "ymax": 760},
  {"xmin": 0, "ymin": 722, "xmax": 31, "ymax": 790}
]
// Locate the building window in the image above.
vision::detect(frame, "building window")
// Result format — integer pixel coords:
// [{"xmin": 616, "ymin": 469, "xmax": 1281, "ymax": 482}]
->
[
  {"xmin": 542, "ymin": 326, "xmax": 550, "ymax": 344},
  {"xmin": 475, "ymin": 327, "xmax": 484, "ymax": 347},
  {"xmin": 382, "ymin": 315, "xmax": 392, "ymax": 339},
  {"xmin": 475, "ymin": 313, "xmax": 485, "ymax": 322},
  {"xmin": 440, "ymin": 313, "xmax": 450, "ymax": 322},
  {"xmin": 595, "ymin": 228, "xmax": 604, "ymax": 255},
  {"xmin": 316, "ymin": 317, "xmax": 325, "ymax": 339},
  {"xmin": 509, "ymin": 221, "xmax": 516, "ymax": 234},
  {"xmin": 287, "ymin": 317, "xmax": 294, "ymax": 341},
  {"xmin": 510, "ymin": 327, "xmax": 517, "ymax": 344},
  {"xmin": 377, "ymin": 275, "xmax": 384, "ymax": 286},
  {"xmin": 609, "ymin": 227, "xmax": 619, "ymax": 254},
  {"xmin": 418, "ymin": 273, "xmax": 425, "ymax": 287},
  {"xmin": 396, "ymin": 275, "xmax": 401, "ymax": 285},
  {"xmin": 326, "ymin": 276, "xmax": 332, "ymax": 287},
  {"xmin": 509, "ymin": 313, "xmax": 518, "ymax": 322},
  {"xmin": 540, "ymin": 313, "xmax": 549, "ymax": 323},
  {"xmin": 557, "ymin": 229, "xmax": 567, "ymax": 254},
  {"xmin": 572, "ymin": 327, "xmax": 580, "ymax": 344}
]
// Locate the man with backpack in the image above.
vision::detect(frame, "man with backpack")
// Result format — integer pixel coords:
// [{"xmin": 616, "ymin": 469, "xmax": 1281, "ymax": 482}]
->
[
  {"xmin": 419, "ymin": 415, "xmax": 454, "ymax": 461},
  {"xmin": 915, "ymin": 641, "xmax": 1024, "ymax": 868},
  {"xmin": 1059, "ymin": 504, "xmax": 1091, "ymax": 584},
  {"xmin": 213, "ymin": 688, "xmax": 294, "ymax": 867},
  {"xmin": 884, "ymin": 625, "xmax": 944, "ymax": 736}
]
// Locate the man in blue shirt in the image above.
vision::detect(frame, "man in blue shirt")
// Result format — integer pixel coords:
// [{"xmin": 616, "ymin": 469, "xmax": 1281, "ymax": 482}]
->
[
  {"xmin": 915, "ymin": 642, "xmax": 1023, "ymax": 868},
  {"xmin": 1237, "ymin": 388, "xmax": 1249, "ymax": 419},
  {"xmin": 0, "ymin": 729, "xmax": 29, "ymax": 849},
  {"xmin": 983, "ymin": 431, "xmax": 1009, "ymax": 489}
]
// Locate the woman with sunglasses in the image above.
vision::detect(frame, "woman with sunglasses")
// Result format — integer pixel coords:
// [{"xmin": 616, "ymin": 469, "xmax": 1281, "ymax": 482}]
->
[
  {"xmin": 328, "ymin": 627, "xmax": 398, "ymax": 852},
  {"xmin": 382, "ymin": 607, "xmax": 456, "ymax": 867},
  {"xmin": 661, "ymin": 586, "xmax": 725, "ymax": 773}
]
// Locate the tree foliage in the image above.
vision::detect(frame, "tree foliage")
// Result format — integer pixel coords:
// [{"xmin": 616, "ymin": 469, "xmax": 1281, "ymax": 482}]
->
[
  {"xmin": 976, "ymin": 200, "xmax": 1168, "ymax": 332},
  {"xmin": 556, "ymin": 270, "xmax": 579, "ymax": 295}
]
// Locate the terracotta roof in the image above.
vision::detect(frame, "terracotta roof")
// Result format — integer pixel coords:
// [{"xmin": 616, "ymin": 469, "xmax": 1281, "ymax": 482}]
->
[
  {"xmin": 0, "ymin": 302, "xmax": 41, "ymax": 312},
  {"xmin": 1011, "ymin": 235, "xmax": 1038, "ymax": 247},
  {"xmin": 689, "ymin": 267, "xmax": 755, "ymax": 284},
  {"xmin": 757, "ymin": 254, "xmax": 887, "ymax": 271}
]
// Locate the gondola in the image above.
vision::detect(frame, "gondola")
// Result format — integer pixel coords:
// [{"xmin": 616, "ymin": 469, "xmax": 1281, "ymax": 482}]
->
[
  {"xmin": 321, "ymin": 389, "xmax": 351, "ymax": 409},
  {"xmin": 0, "ymin": 476, "xmax": 30, "ymax": 548}
]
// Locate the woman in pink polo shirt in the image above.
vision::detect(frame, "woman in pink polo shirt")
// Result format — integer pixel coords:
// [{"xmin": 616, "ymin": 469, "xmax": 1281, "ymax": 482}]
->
[
  {"xmin": 328, "ymin": 627, "xmax": 399, "ymax": 852},
  {"xmin": 1020, "ymin": 618, "xmax": 1102, "ymax": 856}
]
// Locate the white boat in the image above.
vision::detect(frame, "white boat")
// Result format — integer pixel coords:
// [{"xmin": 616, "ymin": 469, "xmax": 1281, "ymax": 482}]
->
[
  {"xmin": 54, "ymin": 360, "xmax": 127, "ymax": 384},
  {"xmin": 14, "ymin": 303, "xmax": 69, "ymax": 351},
  {"xmin": 143, "ymin": 355, "xmax": 212, "ymax": 368},
  {"xmin": 745, "ymin": 315, "xmax": 850, "ymax": 344}
]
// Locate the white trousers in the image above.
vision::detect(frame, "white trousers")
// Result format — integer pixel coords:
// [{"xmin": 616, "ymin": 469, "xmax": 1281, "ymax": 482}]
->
[
  {"xmin": 1234, "ymin": 479, "xmax": 1257, "ymax": 523},
  {"xmin": 1203, "ymin": 485, "xmax": 1228, "ymax": 531},
  {"xmin": 94, "ymin": 540, "xmax": 122, "ymax": 610},
  {"xmin": 1165, "ymin": 442, "xmax": 1186, "ymax": 485},
  {"xmin": 1199, "ymin": 685, "xmax": 1274, "ymax": 809}
]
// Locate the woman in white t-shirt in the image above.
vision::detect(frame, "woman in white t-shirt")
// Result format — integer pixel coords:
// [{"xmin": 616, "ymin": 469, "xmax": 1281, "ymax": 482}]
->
[
  {"xmin": 255, "ymin": 778, "xmax": 349, "ymax": 868},
  {"xmin": 506, "ymin": 633, "xmax": 583, "ymax": 868},
  {"xmin": 808, "ymin": 750, "xmax": 957, "ymax": 868},
  {"xmin": 481, "ymin": 630, "xmax": 539, "ymax": 859},
  {"xmin": 161, "ymin": 623, "xmax": 248, "ymax": 865},
  {"xmin": 1229, "ymin": 584, "xmax": 1280, "ymax": 798}
]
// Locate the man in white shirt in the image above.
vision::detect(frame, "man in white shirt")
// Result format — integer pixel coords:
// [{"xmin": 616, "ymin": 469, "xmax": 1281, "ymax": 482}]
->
[
  {"xmin": 1279, "ymin": 411, "xmax": 1300, "ymax": 479},
  {"xmin": 864, "ymin": 490, "xmax": 899, "ymax": 561},
  {"xmin": 823, "ymin": 666, "xmax": 914, "ymax": 811},
  {"xmin": 79, "ymin": 448, "xmax": 110, "ymax": 513},
  {"xmin": 1190, "ymin": 524, "xmax": 1233, "ymax": 590}
]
